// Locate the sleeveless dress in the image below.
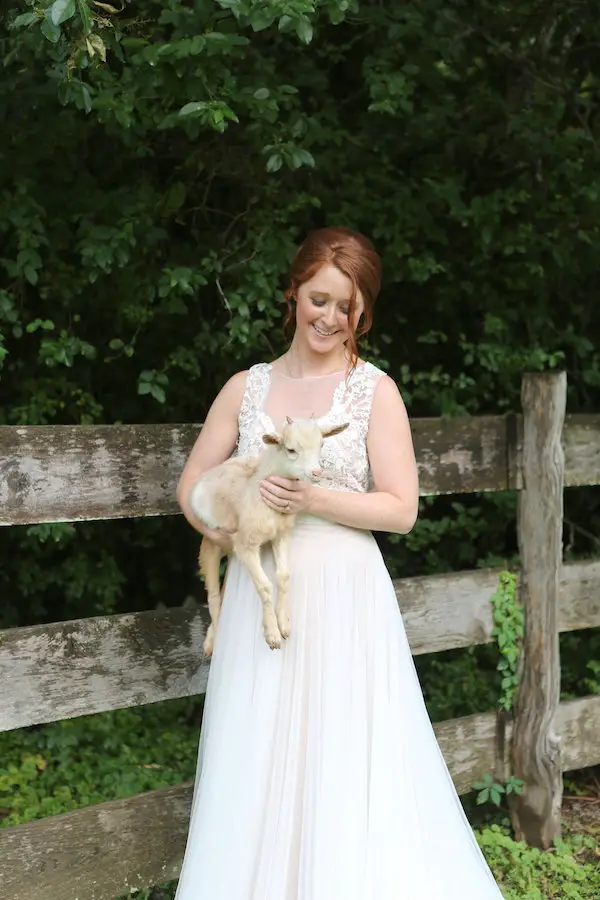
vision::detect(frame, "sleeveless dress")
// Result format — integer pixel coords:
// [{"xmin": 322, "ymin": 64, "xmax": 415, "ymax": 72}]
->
[{"xmin": 174, "ymin": 362, "xmax": 505, "ymax": 900}]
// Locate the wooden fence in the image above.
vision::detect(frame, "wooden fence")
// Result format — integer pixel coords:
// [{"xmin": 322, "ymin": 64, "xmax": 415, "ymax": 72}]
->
[{"xmin": 0, "ymin": 371, "xmax": 599, "ymax": 899}]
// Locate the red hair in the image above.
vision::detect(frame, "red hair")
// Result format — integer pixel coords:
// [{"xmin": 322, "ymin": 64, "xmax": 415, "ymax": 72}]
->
[{"xmin": 283, "ymin": 226, "xmax": 382, "ymax": 368}]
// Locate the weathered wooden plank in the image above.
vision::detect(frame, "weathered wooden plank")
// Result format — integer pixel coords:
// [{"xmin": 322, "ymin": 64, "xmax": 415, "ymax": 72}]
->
[
  {"xmin": 0, "ymin": 423, "xmax": 198, "ymax": 526},
  {"xmin": 0, "ymin": 413, "xmax": 597, "ymax": 525},
  {"xmin": 558, "ymin": 695, "xmax": 600, "ymax": 773},
  {"xmin": 0, "ymin": 417, "xmax": 509, "ymax": 526},
  {"xmin": 434, "ymin": 709, "xmax": 499, "ymax": 794},
  {"xmin": 0, "ymin": 782, "xmax": 191, "ymax": 900},
  {"xmin": 437, "ymin": 694, "xmax": 600, "ymax": 795},
  {"xmin": 563, "ymin": 414, "xmax": 600, "ymax": 487},
  {"xmin": 395, "ymin": 567, "xmax": 500, "ymax": 656},
  {"xmin": 1, "ymin": 694, "xmax": 599, "ymax": 900},
  {"xmin": 397, "ymin": 558, "xmax": 600, "ymax": 656},
  {"xmin": 557, "ymin": 559, "xmax": 600, "ymax": 633},
  {"xmin": 511, "ymin": 372, "xmax": 566, "ymax": 848},
  {"xmin": 2, "ymin": 559, "xmax": 599, "ymax": 733},
  {"xmin": 0, "ymin": 608, "xmax": 210, "ymax": 732},
  {"xmin": 411, "ymin": 415, "xmax": 509, "ymax": 495}
]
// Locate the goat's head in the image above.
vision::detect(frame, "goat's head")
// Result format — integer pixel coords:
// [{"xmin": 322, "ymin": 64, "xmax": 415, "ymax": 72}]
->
[{"xmin": 262, "ymin": 416, "xmax": 349, "ymax": 481}]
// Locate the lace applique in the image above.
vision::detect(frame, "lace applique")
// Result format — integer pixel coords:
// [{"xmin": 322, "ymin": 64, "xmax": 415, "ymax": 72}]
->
[
  {"xmin": 236, "ymin": 362, "xmax": 385, "ymax": 493},
  {"xmin": 236, "ymin": 364, "xmax": 271, "ymax": 460}
]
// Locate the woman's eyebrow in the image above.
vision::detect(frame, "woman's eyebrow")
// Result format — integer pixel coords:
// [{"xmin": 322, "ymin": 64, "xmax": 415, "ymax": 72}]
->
[{"xmin": 312, "ymin": 291, "xmax": 350, "ymax": 302}]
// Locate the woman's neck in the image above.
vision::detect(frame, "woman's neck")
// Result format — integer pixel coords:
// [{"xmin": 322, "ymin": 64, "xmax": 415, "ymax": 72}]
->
[{"xmin": 281, "ymin": 340, "xmax": 350, "ymax": 378}]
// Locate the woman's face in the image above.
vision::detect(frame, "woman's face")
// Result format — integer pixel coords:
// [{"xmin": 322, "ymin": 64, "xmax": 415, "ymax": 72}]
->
[{"xmin": 294, "ymin": 264, "xmax": 364, "ymax": 356}]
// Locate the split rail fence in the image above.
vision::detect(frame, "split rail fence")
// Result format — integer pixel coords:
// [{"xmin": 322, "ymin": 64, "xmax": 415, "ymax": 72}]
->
[{"xmin": 0, "ymin": 371, "xmax": 599, "ymax": 899}]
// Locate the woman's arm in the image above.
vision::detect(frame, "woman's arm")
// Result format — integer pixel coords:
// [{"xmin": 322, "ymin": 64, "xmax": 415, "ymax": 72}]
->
[
  {"xmin": 176, "ymin": 370, "xmax": 247, "ymax": 545},
  {"xmin": 261, "ymin": 375, "xmax": 419, "ymax": 534}
]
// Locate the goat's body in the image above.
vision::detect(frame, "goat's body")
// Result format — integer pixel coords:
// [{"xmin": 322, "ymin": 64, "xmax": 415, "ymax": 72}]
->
[
  {"xmin": 190, "ymin": 457, "xmax": 258, "ymax": 532},
  {"xmin": 189, "ymin": 418, "xmax": 348, "ymax": 656},
  {"xmin": 196, "ymin": 469, "xmax": 295, "ymax": 655},
  {"xmin": 191, "ymin": 449, "xmax": 300, "ymax": 656}
]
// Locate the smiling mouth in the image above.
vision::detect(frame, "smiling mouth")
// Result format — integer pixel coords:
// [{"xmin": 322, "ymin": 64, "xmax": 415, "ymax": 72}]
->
[{"xmin": 313, "ymin": 324, "xmax": 337, "ymax": 336}]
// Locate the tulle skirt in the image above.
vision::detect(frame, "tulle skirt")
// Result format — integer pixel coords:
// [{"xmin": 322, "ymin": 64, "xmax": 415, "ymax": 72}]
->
[{"xmin": 175, "ymin": 517, "xmax": 505, "ymax": 899}]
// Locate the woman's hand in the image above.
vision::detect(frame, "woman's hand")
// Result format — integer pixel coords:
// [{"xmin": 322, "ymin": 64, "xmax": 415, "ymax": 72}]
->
[{"xmin": 260, "ymin": 476, "xmax": 314, "ymax": 515}]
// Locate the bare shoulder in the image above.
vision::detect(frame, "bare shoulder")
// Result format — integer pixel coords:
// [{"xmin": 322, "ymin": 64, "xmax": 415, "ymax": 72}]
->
[
  {"xmin": 221, "ymin": 369, "xmax": 248, "ymax": 398},
  {"xmin": 372, "ymin": 372, "xmax": 408, "ymax": 414},
  {"xmin": 212, "ymin": 369, "xmax": 248, "ymax": 414}
]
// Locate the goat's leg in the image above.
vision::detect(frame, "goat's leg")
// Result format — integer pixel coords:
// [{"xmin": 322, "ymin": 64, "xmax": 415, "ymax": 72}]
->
[
  {"xmin": 271, "ymin": 531, "xmax": 291, "ymax": 640},
  {"xmin": 198, "ymin": 537, "xmax": 225, "ymax": 658},
  {"xmin": 234, "ymin": 541, "xmax": 282, "ymax": 649}
]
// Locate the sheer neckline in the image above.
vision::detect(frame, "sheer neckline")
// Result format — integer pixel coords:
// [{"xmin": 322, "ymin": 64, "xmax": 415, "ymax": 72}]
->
[
  {"xmin": 268, "ymin": 361, "xmax": 367, "ymax": 382},
  {"xmin": 258, "ymin": 361, "xmax": 373, "ymax": 434}
]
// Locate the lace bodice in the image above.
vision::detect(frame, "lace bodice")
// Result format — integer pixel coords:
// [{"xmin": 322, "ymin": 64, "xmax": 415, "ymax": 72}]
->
[{"xmin": 235, "ymin": 362, "xmax": 385, "ymax": 493}]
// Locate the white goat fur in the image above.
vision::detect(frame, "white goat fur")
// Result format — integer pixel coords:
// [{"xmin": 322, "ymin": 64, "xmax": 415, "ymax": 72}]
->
[{"xmin": 189, "ymin": 417, "xmax": 348, "ymax": 656}]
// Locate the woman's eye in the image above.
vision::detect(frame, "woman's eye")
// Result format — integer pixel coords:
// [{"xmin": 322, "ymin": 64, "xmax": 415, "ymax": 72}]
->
[
  {"xmin": 340, "ymin": 308, "xmax": 349, "ymax": 316},
  {"xmin": 311, "ymin": 299, "xmax": 325, "ymax": 307},
  {"xmin": 285, "ymin": 447, "xmax": 298, "ymax": 458}
]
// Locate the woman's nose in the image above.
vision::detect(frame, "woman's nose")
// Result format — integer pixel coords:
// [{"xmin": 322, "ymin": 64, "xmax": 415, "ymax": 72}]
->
[
  {"xmin": 322, "ymin": 305, "xmax": 337, "ymax": 326},
  {"xmin": 311, "ymin": 467, "xmax": 323, "ymax": 479}
]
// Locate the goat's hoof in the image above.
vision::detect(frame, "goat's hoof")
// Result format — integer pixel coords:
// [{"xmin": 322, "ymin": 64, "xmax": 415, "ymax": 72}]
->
[
  {"xmin": 264, "ymin": 627, "xmax": 282, "ymax": 650},
  {"xmin": 276, "ymin": 611, "xmax": 290, "ymax": 640},
  {"xmin": 203, "ymin": 632, "xmax": 214, "ymax": 658}
]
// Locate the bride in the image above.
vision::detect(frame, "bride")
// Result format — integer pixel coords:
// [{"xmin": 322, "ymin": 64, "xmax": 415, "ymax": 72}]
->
[{"xmin": 175, "ymin": 226, "xmax": 505, "ymax": 898}]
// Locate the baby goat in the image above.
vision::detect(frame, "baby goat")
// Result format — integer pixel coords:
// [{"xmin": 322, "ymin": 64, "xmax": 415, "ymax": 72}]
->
[{"xmin": 189, "ymin": 417, "xmax": 348, "ymax": 656}]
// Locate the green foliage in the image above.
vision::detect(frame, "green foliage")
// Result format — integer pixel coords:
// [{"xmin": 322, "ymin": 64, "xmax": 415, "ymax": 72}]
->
[
  {"xmin": 0, "ymin": 700, "xmax": 200, "ymax": 827},
  {"xmin": 472, "ymin": 772, "xmax": 524, "ymax": 808},
  {"xmin": 478, "ymin": 826, "xmax": 600, "ymax": 900},
  {"xmin": 491, "ymin": 570, "xmax": 523, "ymax": 712}
]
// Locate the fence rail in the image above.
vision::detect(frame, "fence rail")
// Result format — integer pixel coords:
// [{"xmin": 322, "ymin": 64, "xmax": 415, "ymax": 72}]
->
[
  {"xmin": 1, "ymin": 559, "xmax": 599, "ymax": 733},
  {"xmin": 0, "ymin": 371, "xmax": 599, "ymax": 899},
  {"xmin": 1, "ymin": 413, "xmax": 599, "ymax": 526}
]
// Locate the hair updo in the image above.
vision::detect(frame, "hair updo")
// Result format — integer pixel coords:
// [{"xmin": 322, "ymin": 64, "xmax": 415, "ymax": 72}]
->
[{"xmin": 283, "ymin": 226, "xmax": 382, "ymax": 367}]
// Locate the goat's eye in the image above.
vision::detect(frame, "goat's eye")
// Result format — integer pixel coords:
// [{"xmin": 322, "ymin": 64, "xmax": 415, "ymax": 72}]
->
[{"xmin": 285, "ymin": 447, "xmax": 298, "ymax": 457}]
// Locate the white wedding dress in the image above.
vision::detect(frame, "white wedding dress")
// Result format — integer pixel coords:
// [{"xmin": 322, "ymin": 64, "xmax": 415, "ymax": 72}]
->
[{"xmin": 175, "ymin": 362, "xmax": 505, "ymax": 899}]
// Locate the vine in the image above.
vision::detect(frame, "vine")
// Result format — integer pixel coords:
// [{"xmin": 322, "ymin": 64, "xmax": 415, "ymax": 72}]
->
[
  {"xmin": 472, "ymin": 570, "xmax": 525, "ymax": 807},
  {"xmin": 491, "ymin": 570, "xmax": 523, "ymax": 712}
]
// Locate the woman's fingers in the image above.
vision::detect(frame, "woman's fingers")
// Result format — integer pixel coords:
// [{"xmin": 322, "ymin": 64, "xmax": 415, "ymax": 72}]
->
[
  {"xmin": 260, "ymin": 484, "xmax": 294, "ymax": 511},
  {"xmin": 264, "ymin": 476, "xmax": 299, "ymax": 492}
]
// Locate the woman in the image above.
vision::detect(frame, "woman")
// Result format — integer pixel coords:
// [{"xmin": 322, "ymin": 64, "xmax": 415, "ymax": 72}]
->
[{"xmin": 175, "ymin": 227, "xmax": 505, "ymax": 899}]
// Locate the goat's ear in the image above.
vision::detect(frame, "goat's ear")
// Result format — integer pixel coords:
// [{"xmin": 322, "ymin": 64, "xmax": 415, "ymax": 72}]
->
[
  {"xmin": 286, "ymin": 415, "xmax": 294, "ymax": 425},
  {"xmin": 262, "ymin": 433, "xmax": 281, "ymax": 446},
  {"xmin": 321, "ymin": 422, "xmax": 349, "ymax": 439}
]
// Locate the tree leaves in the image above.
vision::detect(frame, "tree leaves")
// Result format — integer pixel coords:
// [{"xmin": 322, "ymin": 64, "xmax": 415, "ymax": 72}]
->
[
  {"xmin": 49, "ymin": 0, "xmax": 76, "ymax": 26},
  {"xmin": 86, "ymin": 33, "xmax": 107, "ymax": 62},
  {"xmin": 3, "ymin": 0, "xmax": 600, "ymax": 649},
  {"xmin": 11, "ymin": 11, "xmax": 40, "ymax": 28},
  {"xmin": 178, "ymin": 100, "xmax": 239, "ymax": 132},
  {"xmin": 137, "ymin": 370, "xmax": 169, "ymax": 404},
  {"xmin": 40, "ymin": 13, "xmax": 61, "ymax": 43}
]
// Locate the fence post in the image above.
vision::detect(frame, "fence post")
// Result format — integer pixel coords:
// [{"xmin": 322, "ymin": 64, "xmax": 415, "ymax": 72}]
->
[{"xmin": 510, "ymin": 371, "xmax": 566, "ymax": 848}]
